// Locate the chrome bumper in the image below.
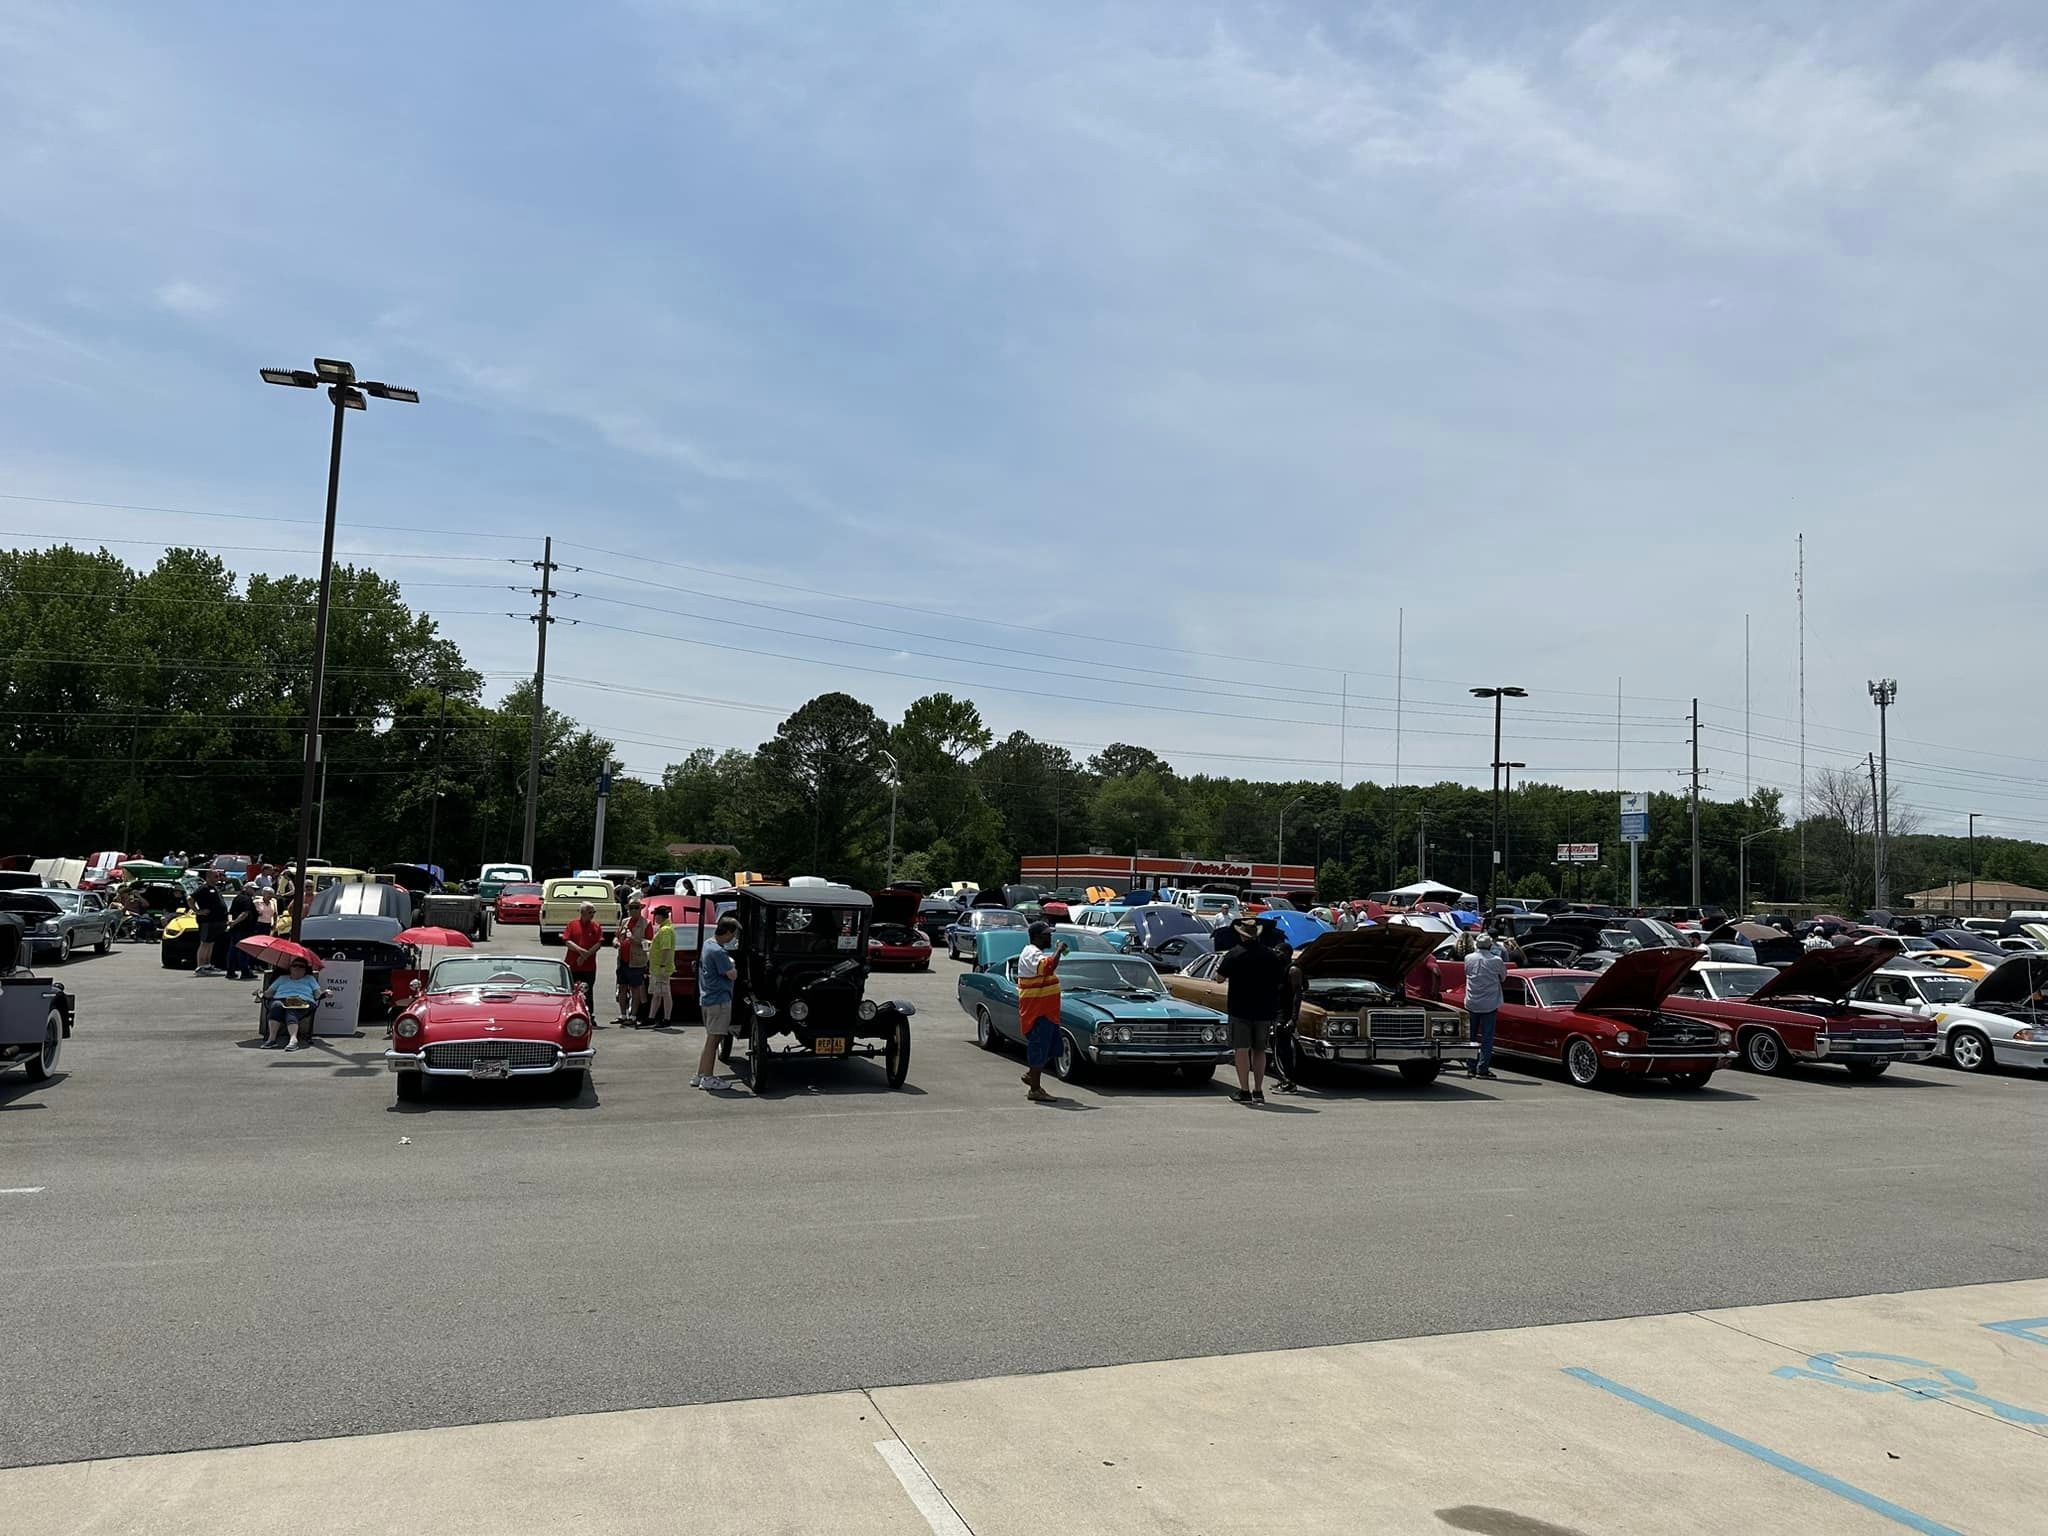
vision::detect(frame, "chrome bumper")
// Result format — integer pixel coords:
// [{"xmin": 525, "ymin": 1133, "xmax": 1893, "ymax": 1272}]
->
[
  {"xmin": 1089, "ymin": 1046, "xmax": 1232, "ymax": 1063},
  {"xmin": 1301, "ymin": 1037, "xmax": 1480, "ymax": 1064},
  {"xmin": 1600, "ymin": 1049, "xmax": 1737, "ymax": 1066},
  {"xmin": 1805, "ymin": 1035, "xmax": 1940, "ymax": 1061},
  {"xmin": 386, "ymin": 1048, "xmax": 594, "ymax": 1077}
]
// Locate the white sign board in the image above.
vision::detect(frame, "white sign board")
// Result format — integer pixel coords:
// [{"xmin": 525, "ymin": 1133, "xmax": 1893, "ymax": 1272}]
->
[
  {"xmin": 315, "ymin": 960, "xmax": 365, "ymax": 1036},
  {"xmin": 1556, "ymin": 843, "xmax": 1601, "ymax": 864},
  {"xmin": 1620, "ymin": 791, "xmax": 1649, "ymax": 845}
]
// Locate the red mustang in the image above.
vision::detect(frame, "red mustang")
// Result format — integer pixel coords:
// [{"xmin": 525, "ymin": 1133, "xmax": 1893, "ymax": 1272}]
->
[
  {"xmin": 1496, "ymin": 948, "xmax": 1735, "ymax": 1089},
  {"xmin": 866, "ymin": 889, "xmax": 933, "ymax": 970},
  {"xmin": 386, "ymin": 955, "xmax": 593, "ymax": 1102},
  {"xmin": 1662, "ymin": 946, "xmax": 1939, "ymax": 1078},
  {"xmin": 493, "ymin": 883, "xmax": 543, "ymax": 925}
]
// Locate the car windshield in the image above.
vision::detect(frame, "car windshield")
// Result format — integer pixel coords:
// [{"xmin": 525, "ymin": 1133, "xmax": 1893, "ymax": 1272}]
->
[
  {"xmin": 1053, "ymin": 928, "xmax": 1116, "ymax": 952},
  {"xmin": 1530, "ymin": 976, "xmax": 1596, "ymax": 1007},
  {"xmin": 428, "ymin": 957, "xmax": 571, "ymax": 993},
  {"xmin": 1894, "ymin": 935, "xmax": 1934, "ymax": 950},
  {"xmin": 768, "ymin": 904, "xmax": 866, "ymax": 954},
  {"xmin": 975, "ymin": 910, "xmax": 1027, "ymax": 928},
  {"xmin": 41, "ymin": 891, "xmax": 84, "ymax": 910},
  {"xmin": 1707, "ymin": 966, "xmax": 1777, "ymax": 998},
  {"xmin": 1058, "ymin": 956, "xmax": 1164, "ymax": 994},
  {"xmin": 1912, "ymin": 975, "xmax": 1972, "ymax": 1004}
]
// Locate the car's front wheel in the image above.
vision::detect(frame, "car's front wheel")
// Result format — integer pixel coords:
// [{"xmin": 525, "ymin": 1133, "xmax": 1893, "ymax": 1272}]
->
[
  {"xmin": 885, "ymin": 1019, "xmax": 910, "ymax": 1089},
  {"xmin": 1948, "ymin": 1028, "xmax": 1993, "ymax": 1073},
  {"xmin": 1667, "ymin": 1070, "xmax": 1715, "ymax": 1091},
  {"xmin": 747, "ymin": 1014, "xmax": 771, "ymax": 1094},
  {"xmin": 1052, "ymin": 1030, "xmax": 1086, "ymax": 1084},
  {"xmin": 1742, "ymin": 1029, "xmax": 1786, "ymax": 1074},
  {"xmin": 95, "ymin": 931, "xmax": 112, "ymax": 955},
  {"xmin": 394, "ymin": 1072, "xmax": 425, "ymax": 1103},
  {"xmin": 58, "ymin": 933, "xmax": 75, "ymax": 964},
  {"xmin": 553, "ymin": 1069, "xmax": 587, "ymax": 1098},
  {"xmin": 1564, "ymin": 1037, "xmax": 1604, "ymax": 1089},
  {"xmin": 23, "ymin": 1009, "xmax": 62, "ymax": 1081},
  {"xmin": 1176, "ymin": 1062, "xmax": 1217, "ymax": 1086},
  {"xmin": 1398, "ymin": 1061, "xmax": 1442, "ymax": 1087}
]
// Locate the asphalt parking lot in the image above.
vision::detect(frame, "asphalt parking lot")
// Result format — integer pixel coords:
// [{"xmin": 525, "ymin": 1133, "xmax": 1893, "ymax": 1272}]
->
[{"xmin": 4, "ymin": 930, "xmax": 2045, "ymax": 1471}]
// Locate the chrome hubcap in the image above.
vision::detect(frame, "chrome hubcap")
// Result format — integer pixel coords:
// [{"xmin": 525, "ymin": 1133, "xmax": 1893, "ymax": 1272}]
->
[
  {"xmin": 1569, "ymin": 1043, "xmax": 1596, "ymax": 1082},
  {"xmin": 1751, "ymin": 1035, "xmax": 1778, "ymax": 1070},
  {"xmin": 1955, "ymin": 1035, "xmax": 1983, "ymax": 1068}
]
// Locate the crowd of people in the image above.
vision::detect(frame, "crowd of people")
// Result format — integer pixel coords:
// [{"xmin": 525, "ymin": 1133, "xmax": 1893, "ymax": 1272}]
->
[
  {"xmin": 559, "ymin": 894, "xmax": 743, "ymax": 1091},
  {"xmin": 183, "ymin": 868, "xmax": 296, "ymax": 977}
]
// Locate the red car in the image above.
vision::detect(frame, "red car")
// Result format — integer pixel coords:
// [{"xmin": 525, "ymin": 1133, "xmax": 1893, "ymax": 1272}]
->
[
  {"xmin": 386, "ymin": 954, "xmax": 593, "ymax": 1102},
  {"xmin": 868, "ymin": 921, "xmax": 933, "ymax": 970},
  {"xmin": 1663, "ymin": 946, "xmax": 1939, "ymax": 1078},
  {"xmin": 1495, "ymin": 948, "xmax": 1735, "ymax": 1089},
  {"xmin": 643, "ymin": 894, "xmax": 729, "ymax": 1018},
  {"xmin": 493, "ymin": 882, "xmax": 543, "ymax": 924}
]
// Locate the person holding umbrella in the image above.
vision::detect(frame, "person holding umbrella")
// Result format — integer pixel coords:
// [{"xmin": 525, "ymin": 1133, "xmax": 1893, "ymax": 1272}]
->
[{"xmin": 258, "ymin": 955, "xmax": 330, "ymax": 1051}]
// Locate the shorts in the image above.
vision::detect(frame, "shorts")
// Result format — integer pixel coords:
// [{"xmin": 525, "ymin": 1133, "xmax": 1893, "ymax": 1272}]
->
[
  {"xmin": 1229, "ymin": 1017, "xmax": 1273, "ymax": 1051},
  {"xmin": 616, "ymin": 963, "xmax": 647, "ymax": 988},
  {"xmin": 197, "ymin": 922, "xmax": 224, "ymax": 946},
  {"xmin": 1025, "ymin": 1018, "xmax": 1060, "ymax": 1069},
  {"xmin": 701, "ymin": 1001, "xmax": 733, "ymax": 1036}
]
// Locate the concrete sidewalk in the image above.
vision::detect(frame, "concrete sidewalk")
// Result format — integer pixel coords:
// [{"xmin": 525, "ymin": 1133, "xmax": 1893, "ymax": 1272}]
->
[{"xmin": 10, "ymin": 1279, "xmax": 2043, "ymax": 1534}]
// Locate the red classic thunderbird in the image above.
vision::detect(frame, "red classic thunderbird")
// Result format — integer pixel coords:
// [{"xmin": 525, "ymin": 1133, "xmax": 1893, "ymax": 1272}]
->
[
  {"xmin": 1495, "ymin": 947, "xmax": 1735, "ymax": 1089},
  {"xmin": 386, "ymin": 955, "xmax": 593, "ymax": 1102},
  {"xmin": 1662, "ymin": 946, "xmax": 1939, "ymax": 1078}
]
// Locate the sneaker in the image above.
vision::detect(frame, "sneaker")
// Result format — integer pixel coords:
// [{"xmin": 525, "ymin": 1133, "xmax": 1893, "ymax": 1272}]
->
[
  {"xmin": 689, "ymin": 1074, "xmax": 703, "ymax": 1088},
  {"xmin": 194, "ymin": 966, "xmax": 219, "ymax": 977},
  {"xmin": 284, "ymin": 1041, "xmax": 302, "ymax": 1052},
  {"xmin": 267, "ymin": 1037, "xmax": 288, "ymax": 1050},
  {"xmin": 1252, "ymin": 1089, "xmax": 1266, "ymax": 1103},
  {"xmin": 703, "ymin": 1077, "xmax": 733, "ymax": 1092},
  {"xmin": 1232, "ymin": 1089, "xmax": 1254, "ymax": 1103}
]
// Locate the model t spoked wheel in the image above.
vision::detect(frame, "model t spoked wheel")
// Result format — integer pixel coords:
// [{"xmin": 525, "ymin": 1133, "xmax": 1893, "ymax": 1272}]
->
[
  {"xmin": 884, "ymin": 1017, "xmax": 911, "ymax": 1089},
  {"xmin": 23, "ymin": 1009, "xmax": 61, "ymax": 1081},
  {"xmin": 1564, "ymin": 1037, "xmax": 1604, "ymax": 1089},
  {"xmin": 746, "ymin": 1013, "xmax": 771, "ymax": 1094},
  {"xmin": 1742, "ymin": 1029, "xmax": 1785, "ymax": 1074}
]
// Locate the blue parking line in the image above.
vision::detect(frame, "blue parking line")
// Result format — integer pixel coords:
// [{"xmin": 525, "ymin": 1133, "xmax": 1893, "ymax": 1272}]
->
[{"xmin": 1563, "ymin": 1367, "xmax": 1962, "ymax": 1536}]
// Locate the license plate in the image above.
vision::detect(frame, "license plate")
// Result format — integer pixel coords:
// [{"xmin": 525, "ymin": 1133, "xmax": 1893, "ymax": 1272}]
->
[
  {"xmin": 814, "ymin": 1037, "xmax": 847, "ymax": 1057},
  {"xmin": 469, "ymin": 1059, "xmax": 512, "ymax": 1079}
]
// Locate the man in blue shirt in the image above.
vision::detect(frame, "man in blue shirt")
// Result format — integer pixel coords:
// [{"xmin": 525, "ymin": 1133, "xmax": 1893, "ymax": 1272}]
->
[
  {"xmin": 258, "ymin": 957, "xmax": 330, "ymax": 1051},
  {"xmin": 694, "ymin": 915, "xmax": 740, "ymax": 1091}
]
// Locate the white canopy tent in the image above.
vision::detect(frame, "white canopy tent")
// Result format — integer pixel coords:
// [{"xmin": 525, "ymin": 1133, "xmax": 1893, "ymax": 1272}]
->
[{"xmin": 1379, "ymin": 880, "xmax": 1476, "ymax": 905}]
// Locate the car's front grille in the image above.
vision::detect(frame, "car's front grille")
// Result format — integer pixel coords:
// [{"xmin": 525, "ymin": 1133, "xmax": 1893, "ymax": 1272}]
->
[
  {"xmin": 423, "ymin": 1040, "xmax": 559, "ymax": 1070},
  {"xmin": 1117, "ymin": 1023, "xmax": 1207, "ymax": 1044},
  {"xmin": 1647, "ymin": 1019, "xmax": 1724, "ymax": 1052},
  {"xmin": 1830, "ymin": 1029, "xmax": 1908, "ymax": 1053},
  {"xmin": 1366, "ymin": 1009, "xmax": 1428, "ymax": 1042}
]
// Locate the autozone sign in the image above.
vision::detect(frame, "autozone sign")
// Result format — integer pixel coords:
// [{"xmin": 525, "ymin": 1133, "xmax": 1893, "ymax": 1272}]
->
[
  {"xmin": 1185, "ymin": 861, "xmax": 1253, "ymax": 879},
  {"xmin": 1556, "ymin": 843, "xmax": 1601, "ymax": 864}
]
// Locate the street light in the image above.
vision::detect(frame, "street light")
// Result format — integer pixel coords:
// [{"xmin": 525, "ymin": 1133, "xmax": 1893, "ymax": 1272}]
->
[
  {"xmin": 880, "ymin": 750, "xmax": 901, "ymax": 882},
  {"xmin": 262, "ymin": 357, "xmax": 417, "ymax": 930},
  {"xmin": 1471, "ymin": 686, "xmax": 1527, "ymax": 912},
  {"xmin": 1738, "ymin": 828, "xmax": 1775, "ymax": 917},
  {"xmin": 1499, "ymin": 761, "xmax": 1526, "ymax": 889},
  {"xmin": 1277, "ymin": 796, "xmax": 1304, "ymax": 873}
]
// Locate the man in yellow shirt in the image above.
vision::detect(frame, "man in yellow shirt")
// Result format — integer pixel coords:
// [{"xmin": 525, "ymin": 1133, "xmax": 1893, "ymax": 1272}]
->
[{"xmin": 647, "ymin": 906, "xmax": 678, "ymax": 1026}]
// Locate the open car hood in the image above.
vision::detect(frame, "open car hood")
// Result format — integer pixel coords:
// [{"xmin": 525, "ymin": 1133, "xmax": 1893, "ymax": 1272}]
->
[
  {"xmin": 868, "ymin": 888, "xmax": 922, "ymax": 926},
  {"xmin": 1967, "ymin": 953, "xmax": 2048, "ymax": 1007},
  {"xmin": 1293, "ymin": 925, "xmax": 1438, "ymax": 985},
  {"xmin": 0, "ymin": 892, "xmax": 64, "ymax": 918},
  {"xmin": 1575, "ymin": 946, "xmax": 1702, "ymax": 1015},
  {"xmin": 1750, "ymin": 943, "xmax": 1886, "ymax": 1003}
]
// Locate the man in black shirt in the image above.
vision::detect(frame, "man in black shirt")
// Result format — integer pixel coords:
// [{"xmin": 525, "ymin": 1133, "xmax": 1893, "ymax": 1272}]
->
[
  {"xmin": 191, "ymin": 871, "xmax": 229, "ymax": 977},
  {"xmin": 223, "ymin": 882, "xmax": 260, "ymax": 980},
  {"xmin": 1216, "ymin": 916, "xmax": 1288, "ymax": 1103}
]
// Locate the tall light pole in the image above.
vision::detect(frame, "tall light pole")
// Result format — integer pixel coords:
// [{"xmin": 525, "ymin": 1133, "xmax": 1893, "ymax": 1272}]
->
[
  {"xmin": 1474, "ymin": 688, "xmax": 1523, "ymax": 913},
  {"xmin": 1968, "ymin": 812, "xmax": 1980, "ymax": 916},
  {"xmin": 1500, "ymin": 760, "xmax": 1526, "ymax": 891},
  {"xmin": 1868, "ymin": 679, "xmax": 1896, "ymax": 907},
  {"xmin": 880, "ymin": 750, "xmax": 901, "ymax": 882},
  {"xmin": 1277, "ymin": 795, "xmax": 1304, "ymax": 873},
  {"xmin": 261, "ymin": 359, "xmax": 417, "ymax": 930},
  {"xmin": 1738, "ymin": 828, "xmax": 1774, "ymax": 917}
]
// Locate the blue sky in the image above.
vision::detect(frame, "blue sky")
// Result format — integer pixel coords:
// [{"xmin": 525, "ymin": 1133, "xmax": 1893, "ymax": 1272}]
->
[{"xmin": 3, "ymin": 2, "xmax": 2046, "ymax": 840}]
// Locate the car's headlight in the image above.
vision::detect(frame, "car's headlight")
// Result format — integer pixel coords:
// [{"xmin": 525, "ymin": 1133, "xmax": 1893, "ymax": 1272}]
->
[
  {"xmin": 394, "ymin": 1016, "xmax": 420, "ymax": 1039},
  {"xmin": 788, "ymin": 998, "xmax": 810, "ymax": 1023},
  {"xmin": 2013, "ymin": 1028, "xmax": 2035, "ymax": 1042},
  {"xmin": 753, "ymin": 1001, "xmax": 777, "ymax": 1019},
  {"xmin": 1327, "ymin": 1019, "xmax": 1357, "ymax": 1039},
  {"xmin": 858, "ymin": 999, "xmax": 879, "ymax": 1021},
  {"xmin": 1616, "ymin": 1031, "xmax": 1631, "ymax": 1046},
  {"xmin": 1198, "ymin": 1024, "xmax": 1215, "ymax": 1043},
  {"xmin": 1717, "ymin": 1029, "xmax": 1733, "ymax": 1046},
  {"xmin": 565, "ymin": 1015, "xmax": 590, "ymax": 1039}
]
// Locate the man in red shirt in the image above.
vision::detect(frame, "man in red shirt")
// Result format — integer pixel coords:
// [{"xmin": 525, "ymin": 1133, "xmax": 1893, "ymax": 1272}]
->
[{"xmin": 564, "ymin": 902, "xmax": 604, "ymax": 1003}]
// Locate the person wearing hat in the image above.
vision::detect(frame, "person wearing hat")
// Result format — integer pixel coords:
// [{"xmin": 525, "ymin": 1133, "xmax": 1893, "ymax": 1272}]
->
[
  {"xmin": 1463, "ymin": 931, "xmax": 1508, "ymax": 1080},
  {"xmin": 258, "ymin": 956, "xmax": 331, "ymax": 1051},
  {"xmin": 1217, "ymin": 915, "xmax": 1289, "ymax": 1103},
  {"xmin": 1016, "ymin": 920, "xmax": 1065, "ymax": 1103},
  {"xmin": 564, "ymin": 903, "xmax": 604, "ymax": 999},
  {"xmin": 614, "ymin": 897, "xmax": 652, "ymax": 1025}
]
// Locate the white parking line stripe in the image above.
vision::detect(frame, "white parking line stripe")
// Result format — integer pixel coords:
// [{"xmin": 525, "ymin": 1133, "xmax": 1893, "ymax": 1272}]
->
[
  {"xmin": 875, "ymin": 1438, "xmax": 974, "ymax": 1536},
  {"xmin": 0, "ymin": 1187, "xmax": 46, "ymax": 1195}
]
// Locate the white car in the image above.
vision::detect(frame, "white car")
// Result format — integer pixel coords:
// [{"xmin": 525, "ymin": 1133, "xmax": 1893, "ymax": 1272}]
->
[{"xmin": 1851, "ymin": 959, "xmax": 2048, "ymax": 1075}]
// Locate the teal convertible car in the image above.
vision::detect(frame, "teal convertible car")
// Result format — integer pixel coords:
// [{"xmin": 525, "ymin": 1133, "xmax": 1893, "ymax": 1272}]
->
[{"xmin": 957, "ymin": 931, "xmax": 1230, "ymax": 1085}]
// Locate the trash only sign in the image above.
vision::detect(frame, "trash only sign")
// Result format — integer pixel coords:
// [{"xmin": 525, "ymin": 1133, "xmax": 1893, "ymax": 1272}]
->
[
  {"xmin": 1620, "ymin": 791, "xmax": 1649, "ymax": 844},
  {"xmin": 315, "ymin": 960, "xmax": 364, "ymax": 1036},
  {"xmin": 1556, "ymin": 843, "xmax": 1601, "ymax": 864}
]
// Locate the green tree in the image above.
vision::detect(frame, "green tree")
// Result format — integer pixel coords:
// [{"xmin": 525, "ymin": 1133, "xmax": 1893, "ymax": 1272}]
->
[
  {"xmin": 1092, "ymin": 769, "xmax": 1176, "ymax": 856},
  {"xmin": 749, "ymin": 692, "xmax": 889, "ymax": 880}
]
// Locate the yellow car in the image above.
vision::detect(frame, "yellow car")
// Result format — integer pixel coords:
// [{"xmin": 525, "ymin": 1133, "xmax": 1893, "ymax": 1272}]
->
[
  {"xmin": 540, "ymin": 878, "xmax": 620, "ymax": 944},
  {"xmin": 1921, "ymin": 950, "xmax": 1995, "ymax": 983}
]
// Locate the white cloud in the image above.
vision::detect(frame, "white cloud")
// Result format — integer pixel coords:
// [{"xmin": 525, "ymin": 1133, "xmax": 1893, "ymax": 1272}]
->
[{"xmin": 153, "ymin": 280, "xmax": 221, "ymax": 316}]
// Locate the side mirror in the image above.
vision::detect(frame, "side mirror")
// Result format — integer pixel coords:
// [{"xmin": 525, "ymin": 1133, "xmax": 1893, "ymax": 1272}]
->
[{"xmin": 409, "ymin": 978, "xmax": 424, "ymax": 996}]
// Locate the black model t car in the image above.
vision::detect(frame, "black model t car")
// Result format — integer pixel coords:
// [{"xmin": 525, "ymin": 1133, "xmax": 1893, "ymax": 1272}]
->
[
  {"xmin": 0, "ymin": 911, "xmax": 73, "ymax": 1082},
  {"xmin": 716, "ymin": 883, "xmax": 914, "ymax": 1094}
]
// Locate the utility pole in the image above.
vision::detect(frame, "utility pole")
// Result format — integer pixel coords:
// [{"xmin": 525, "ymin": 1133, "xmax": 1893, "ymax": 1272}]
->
[
  {"xmin": 1415, "ymin": 811, "xmax": 1434, "ymax": 885},
  {"xmin": 425, "ymin": 678, "xmax": 450, "ymax": 872},
  {"xmin": 1689, "ymin": 699, "xmax": 1702, "ymax": 907},
  {"xmin": 1968, "ymin": 812, "xmax": 1980, "ymax": 917},
  {"xmin": 1868, "ymin": 679, "xmax": 1896, "ymax": 908},
  {"xmin": 1866, "ymin": 752, "xmax": 1880, "ymax": 909},
  {"xmin": 591, "ymin": 761, "xmax": 613, "ymax": 869},
  {"xmin": 1470, "ymin": 686, "xmax": 1526, "ymax": 912},
  {"xmin": 521, "ymin": 536, "xmax": 557, "ymax": 869},
  {"xmin": 880, "ymin": 750, "xmax": 901, "ymax": 883},
  {"xmin": 1797, "ymin": 535, "xmax": 1806, "ymax": 902}
]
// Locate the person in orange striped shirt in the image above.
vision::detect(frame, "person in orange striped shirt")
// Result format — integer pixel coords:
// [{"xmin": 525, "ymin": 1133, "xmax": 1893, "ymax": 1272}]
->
[{"xmin": 1017, "ymin": 921, "xmax": 1066, "ymax": 1103}]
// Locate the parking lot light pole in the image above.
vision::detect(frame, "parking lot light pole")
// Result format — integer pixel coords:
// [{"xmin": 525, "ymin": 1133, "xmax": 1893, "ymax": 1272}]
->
[
  {"xmin": 1968, "ymin": 812, "xmax": 1980, "ymax": 915},
  {"xmin": 1738, "ymin": 828, "xmax": 1774, "ymax": 917},
  {"xmin": 1471, "ymin": 687, "xmax": 1526, "ymax": 912},
  {"xmin": 880, "ymin": 750, "xmax": 900, "ymax": 883},
  {"xmin": 261, "ymin": 359, "xmax": 418, "ymax": 930}
]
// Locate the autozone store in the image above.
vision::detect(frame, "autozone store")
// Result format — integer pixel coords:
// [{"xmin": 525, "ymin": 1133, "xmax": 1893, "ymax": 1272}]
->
[{"xmin": 1015, "ymin": 855, "xmax": 1317, "ymax": 896}]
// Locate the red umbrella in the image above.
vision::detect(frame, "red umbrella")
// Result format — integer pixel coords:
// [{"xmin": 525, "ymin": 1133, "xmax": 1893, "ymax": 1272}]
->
[
  {"xmin": 236, "ymin": 935, "xmax": 323, "ymax": 971},
  {"xmin": 395, "ymin": 927, "xmax": 475, "ymax": 949}
]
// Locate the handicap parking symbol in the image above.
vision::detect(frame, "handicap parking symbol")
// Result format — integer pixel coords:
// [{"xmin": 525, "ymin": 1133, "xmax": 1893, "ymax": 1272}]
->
[{"xmin": 1774, "ymin": 1349, "xmax": 2048, "ymax": 1426}]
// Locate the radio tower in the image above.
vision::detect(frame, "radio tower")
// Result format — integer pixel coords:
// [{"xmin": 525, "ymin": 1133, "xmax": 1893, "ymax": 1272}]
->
[{"xmin": 1797, "ymin": 534, "xmax": 1806, "ymax": 902}]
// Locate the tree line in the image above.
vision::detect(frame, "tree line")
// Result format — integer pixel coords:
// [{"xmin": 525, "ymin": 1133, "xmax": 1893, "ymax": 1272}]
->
[{"xmin": 2, "ymin": 544, "xmax": 2035, "ymax": 907}]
